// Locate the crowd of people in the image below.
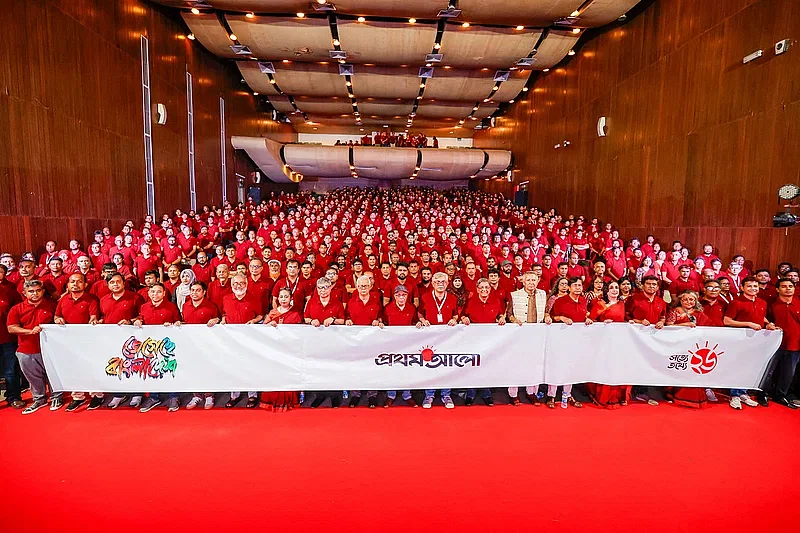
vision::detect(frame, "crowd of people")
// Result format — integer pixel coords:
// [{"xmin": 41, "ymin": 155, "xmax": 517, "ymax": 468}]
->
[
  {"xmin": 1, "ymin": 187, "xmax": 798, "ymax": 415},
  {"xmin": 334, "ymin": 132, "xmax": 438, "ymax": 148}
]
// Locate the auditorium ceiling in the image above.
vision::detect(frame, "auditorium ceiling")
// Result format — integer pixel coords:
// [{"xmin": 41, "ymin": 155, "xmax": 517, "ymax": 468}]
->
[{"xmin": 151, "ymin": 0, "xmax": 640, "ymax": 135}]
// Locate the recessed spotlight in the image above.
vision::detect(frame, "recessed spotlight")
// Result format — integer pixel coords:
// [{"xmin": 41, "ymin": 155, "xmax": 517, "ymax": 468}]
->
[
  {"xmin": 416, "ymin": 96, "xmax": 422, "ymax": 99},
  {"xmin": 357, "ymin": 16, "xmax": 366, "ymax": 23},
  {"xmin": 522, "ymin": 86, "xmax": 528, "ymax": 91},
  {"xmin": 543, "ymin": 68, "xmax": 550, "ymax": 72},
  {"xmin": 481, "ymin": 67, "xmax": 488, "ymax": 71},
  {"xmin": 187, "ymin": 33, "xmax": 195, "ymax": 40},
  {"xmin": 360, "ymin": 128, "xmax": 364, "ymax": 131},
  {"xmin": 568, "ymin": 49, "xmax": 576, "ymax": 56},
  {"xmin": 444, "ymin": 65, "xmax": 451, "ymax": 69},
  {"xmin": 570, "ymin": 10, "xmax": 580, "ymax": 17},
  {"xmin": 492, "ymin": 85, "xmax": 499, "ymax": 90},
  {"xmin": 253, "ymin": 91, "xmax": 259, "ymax": 95},
  {"xmin": 509, "ymin": 99, "xmax": 514, "ymax": 103},
  {"xmin": 269, "ymin": 79, "xmax": 276, "ymax": 84},
  {"xmin": 297, "ymin": 12, "xmax": 305, "ymax": 18},
  {"xmin": 425, "ymin": 63, "xmax": 432, "ymax": 67},
  {"xmin": 461, "ymin": 22, "xmax": 470, "ymax": 28},
  {"xmin": 246, "ymin": 13, "xmax": 255, "ymax": 19},
  {"xmin": 317, "ymin": 0, "xmax": 326, "ymax": 4},
  {"xmin": 332, "ymin": 39, "xmax": 340, "ymax": 46},
  {"xmin": 433, "ymin": 43, "xmax": 441, "ymax": 50},
  {"xmin": 572, "ymin": 28, "xmax": 581, "ymax": 34},
  {"xmin": 409, "ymin": 18, "xmax": 416, "ymax": 24},
  {"xmin": 516, "ymin": 25, "xmax": 524, "ymax": 31},
  {"xmin": 282, "ymin": 59, "xmax": 290, "ymax": 63},
  {"xmin": 345, "ymin": 81, "xmax": 352, "ymax": 86},
  {"xmin": 419, "ymin": 83, "xmax": 425, "ymax": 88},
  {"xmin": 229, "ymin": 34, "xmax": 237, "ymax": 41},
  {"xmin": 473, "ymin": 106, "xmax": 478, "ymax": 111},
  {"xmin": 190, "ymin": 7, "xmax": 200, "ymax": 15}
]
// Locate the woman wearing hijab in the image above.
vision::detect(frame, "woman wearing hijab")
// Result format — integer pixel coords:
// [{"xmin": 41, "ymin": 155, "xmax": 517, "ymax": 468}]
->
[
  {"xmin": 173, "ymin": 268, "xmax": 195, "ymax": 312},
  {"xmin": 447, "ymin": 275, "xmax": 468, "ymax": 316}
]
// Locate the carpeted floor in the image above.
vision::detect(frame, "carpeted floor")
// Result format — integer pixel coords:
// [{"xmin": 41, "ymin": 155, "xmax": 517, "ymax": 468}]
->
[{"xmin": 3, "ymin": 392, "xmax": 800, "ymax": 532}]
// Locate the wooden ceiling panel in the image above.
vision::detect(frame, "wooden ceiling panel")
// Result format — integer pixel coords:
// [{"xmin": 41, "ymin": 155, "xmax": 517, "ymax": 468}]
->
[
  {"xmin": 417, "ymin": 148, "xmax": 486, "ymax": 180},
  {"xmin": 227, "ymin": 16, "xmax": 333, "ymax": 62},
  {"xmin": 439, "ymin": 27, "xmax": 541, "ymax": 69},
  {"xmin": 182, "ymin": 13, "xmax": 239, "ymax": 58},
  {"xmin": 424, "ymin": 76, "xmax": 495, "ymax": 102},
  {"xmin": 352, "ymin": 146, "xmax": 418, "ymax": 179},
  {"xmin": 455, "ymin": 0, "xmax": 583, "ymax": 27},
  {"xmin": 352, "ymin": 69, "xmax": 423, "ymax": 99},
  {"xmin": 337, "ymin": 21, "xmax": 437, "ymax": 66},
  {"xmin": 474, "ymin": 150, "xmax": 513, "ymax": 178},
  {"xmin": 284, "ymin": 145, "xmax": 352, "ymax": 178},
  {"xmin": 533, "ymin": 30, "xmax": 581, "ymax": 69},
  {"xmin": 577, "ymin": 0, "xmax": 642, "ymax": 26},
  {"xmin": 358, "ymin": 102, "xmax": 415, "ymax": 116}
]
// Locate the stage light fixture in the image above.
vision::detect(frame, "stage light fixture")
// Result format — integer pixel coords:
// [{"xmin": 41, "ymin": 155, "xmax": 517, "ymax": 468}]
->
[
  {"xmin": 570, "ymin": 10, "xmax": 580, "ymax": 17},
  {"xmin": 191, "ymin": 8, "xmax": 200, "ymax": 14},
  {"xmin": 187, "ymin": 33, "xmax": 195, "ymax": 40},
  {"xmin": 434, "ymin": 43, "xmax": 441, "ymax": 50},
  {"xmin": 332, "ymin": 39, "xmax": 340, "ymax": 46},
  {"xmin": 778, "ymin": 184, "xmax": 800, "ymax": 200},
  {"xmin": 568, "ymin": 49, "xmax": 576, "ymax": 56},
  {"xmin": 773, "ymin": 212, "xmax": 798, "ymax": 228}
]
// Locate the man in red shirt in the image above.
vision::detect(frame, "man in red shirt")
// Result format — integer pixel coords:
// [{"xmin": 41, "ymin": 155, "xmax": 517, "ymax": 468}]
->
[
  {"xmin": 222, "ymin": 274, "xmax": 264, "ymax": 408},
  {"xmin": 724, "ymin": 277, "xmax": 776, "ymax": 409},
  {"xmin": 668, "ymin": 264, "xmax": 702, "ymax": 298},
  {"xmin": 699, "ymin": 279, "xmax": 727, "ymax": 327},
  {"xmin": 548, "ymin": 277, "xmax": 587, "ymax": 409},
  {"xmin": 460, "ymin": 278, "xmax": 506, "ymax": 406},
  {"xmin": 271, "ymin": 259, "xmax": 311, "ymax": 316},
  {"xmin": 6, "ymin": 280, "xmax": 61, "ymax": 414},
  {"xmin": 418, "ymin": 272, "xmax": 459, "ymax": 409},
  {"xmin": 382, "ymin": 285, "xmax": 418, "ymax": 408},
  {"xmin": 767, "ymin": 278, "xmax": 800, "ymax": 409},
  {"xmin": 306, "ymin": 277, "xmax": 346, "ymax": 409},
  {"xmin": 624, "ymin": 275, "xmax": 666, "ymax": 406},
  {"xmin": 345, "ymin": 274, "xmax": 384, "ymax": 408},
  {"xmin": 55, "ymin": 273, "xmax": 102, "ymax": 412},
  {"xmin": 134, "ymin": 243, "xmax": 161, "ymax": 284},
  {"xmin": 40, "ymin": 257, "xmax": 69, "ymax": 298},
  {"xmin": 0, "ymin": 264, "xmax": 24, "ymax": 408},
  {"xmin": 181, "ymin": 280, "xmax": 221, "ymax": 410}
]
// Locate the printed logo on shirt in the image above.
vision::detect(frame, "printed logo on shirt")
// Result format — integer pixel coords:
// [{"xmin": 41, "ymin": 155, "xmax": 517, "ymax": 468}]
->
[
  {"xmin": 375, "ymin": 345, "xmax": 480, "ymax": 368},
  {"xmin": 667, "ymin": 341, "xmax": 722, "ymax": 374},
  {"xmin": 105, "ymin": 336, "xmax": 178, "ymax": 380}
]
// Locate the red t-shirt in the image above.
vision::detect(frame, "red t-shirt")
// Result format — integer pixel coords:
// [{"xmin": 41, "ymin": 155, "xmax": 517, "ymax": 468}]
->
[
  {"xmin": 625, "ymin": 292, "xmax": 667, "ymax": 323},
  {"xmin": 181, "ymin": 298, "xmax": 221, "ymax": 324},
  {"xmin": 100, "ymin": 291, "xmax": 144, "ymax": 324},
  {"xmin": 0, "ymin": 281, "xmax": 22, "ymax": 344},
  {"xmin": 192, "ymin": 262, "xmax": 214, "ymax": 284},
  {"xmin": 383, "ymin": 301, "xmax": 417, "ymax": 325},
  {"xmin": 551, "ymin": 294, "xmax": 588, "ymax": 322},
  {"xmin": 418, "ymin": 291, "xmax": 458, "ymax": 324},
  {"xmin": 669, "ymin": 278, "xmax": 702, "ymax": 295},
  {"xmin": 304, "ymin": 295, "xmax": 345, "ymax": 322},
  {"xmin": 724, "ymin": 295, "xmax": 767, "ymax": 325},
  {"xmin": 6, "ymin": 299, "xmax": 56, "ymax": 354},
  {"xmin": 208, "ymin": 279, "xmax": 233, "ymax": 310},
  {"xmin": 55, "ymin": 292, "xmax": 100, "ymax": 324},
  {"xmin": 346, "ymin": 293, "xmax": 383, "ymax": 325},
  {"xmin": 271, "ymin": 277, "xmax": 311, "ymax": 315},
  {"xmin": 699, "ymin": 298, "xmax": 727, "ymax": 327},
  {"xmin": 769, "ymin": 297, "xmax": 800, "ymax": 351},
  {"xmin": 247, "ymin": 276, "xmax": 275, "ymax": 315},
  {"xmin": 222, "ymin": 293, "xmax": 261, "ymax": 324},
  {"xmin": 463, "ymin": 295, "xmax": 505, "ymax": 324},
  {"xmin": 134, "ymin": 255, "xmax": 160, "ymax": 283},
  {"xmin": 40, "ymin": 272, "xmax": 69, "ymax": 297},
  {"xmin": 139, "ymin": 300, "xmax": 181, "ymax": 325}
]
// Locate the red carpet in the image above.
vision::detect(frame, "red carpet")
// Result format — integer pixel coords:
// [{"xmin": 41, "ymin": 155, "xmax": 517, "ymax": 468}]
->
[{"xmin": 3, "ymin": 399, "xmax": 800, "ymax": 531}]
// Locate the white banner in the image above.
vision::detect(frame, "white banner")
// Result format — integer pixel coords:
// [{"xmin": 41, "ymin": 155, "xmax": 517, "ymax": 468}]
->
[{"xmin": 40, "ymin": 324, "xmax": 781, "ymax": 393}]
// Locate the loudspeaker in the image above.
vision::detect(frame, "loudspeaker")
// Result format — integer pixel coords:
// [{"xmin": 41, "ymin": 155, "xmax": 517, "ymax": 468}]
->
[{"xmin": 514, "ymin": 190, "xmax": 528, "ymax": 206}]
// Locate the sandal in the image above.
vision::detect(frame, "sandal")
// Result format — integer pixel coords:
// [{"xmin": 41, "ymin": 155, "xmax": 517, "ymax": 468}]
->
[
  {"xmin": 569, "ymin": 397, "xmax": 583, "ymax": 408},
  {"xmin": 546, "ymin": 396, "xmax": 556, "ymax": 409},
  {"xmin": 225, "ymin": 397, "xmax": 240, "ymax": 408},
  {"xmin": 246, "ymin": 397, "xmax": 259, "ymax": 409}
]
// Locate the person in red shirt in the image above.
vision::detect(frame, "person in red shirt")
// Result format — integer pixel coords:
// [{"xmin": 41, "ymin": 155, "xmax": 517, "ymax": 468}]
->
[
  {"xmin": 0, "ymin": 264, "xmax": 24, "ymax": 408},
  {"xmin": 192, "ymin": 251, "xmax": 213, "ymax": 284},
  {"xmin": 382, "ymin": 284, "xmax": 418, "ymax": 408},
  {"xmin": 624, "ymin": 275, "xmax": 666, "ymax": 406},
  {"xmin": 417, "ymin": 272, "xmax": 459, "ymax": 409},
  {"xmin": 755, "ymin": 269, "xmax": 778, "ymax": 304},
  {"xmin": 548, "ymin": 277, "xmax": 587, "ymax": 409},
  {"xmin": 271, "ymin": 259, "xmax": 311, "ymax": 316},
  {"xmin": 180, "ymin": 280, "xmax": 221, "ymax": 410},
  {"xmin": 40, "ymin": 257, "xmax": 69, "ymax": 298},
  {"xmin": 460, "ymin": 261, "xmax": 480, "ymax": 298},
  {"xmin": 767, "ymin": 279, "xmax": 800, "ymax": 408},
  {"xmin": 208, "ymin": 264, "xmax": 233, "ymax": 310},
  {"xmin": 6, "ymin": 280, "xmax": 61, "ymax": 414},
  {"xmin": 222, "ymin": 274, "xmax": 264, "ymax": 409},
  {"xmin": 55, "ymin": 273, "xmax": 103, "ymax": 412},
  {"xmin": 668, "ymin": 264, "xmax": 702, "ymax": 298},
  {"xmin": 460, "ymin": 278, "xmax": 506, "ymax": 406},
  {"xmin": 345, "ymin": 274, "xmax": 384, "ymax": 407},
  {"xmin": 699, "ymin": 279, "xmax": 727, "ymax": 327},
  {"xmin": 262, "ymin": 287, "xmax": 304, "ymax": 411},
  {"xmin": 134, "ymin": 243, "xmax": 161, "ymax": 284},
  {"xmin": 306, "ymin": 277, "xmax": 346, "ymax": 409},
  {"xmin": 724, "ymin": 277, "xmax": 776, "ymax": 409}
]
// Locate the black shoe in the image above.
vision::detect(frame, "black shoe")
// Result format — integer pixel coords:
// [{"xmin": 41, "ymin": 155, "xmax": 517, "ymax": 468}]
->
[
  {"xmin": 349, "ymin": 395, "xmax": 361, "ymax": 408},
  {"xmin": 464, "ymin": 397, "xmax": 474, "ymax": 406},
  {"xmin": 65, "ymin": 399, "xmax": 86, "ymax": 412},
  {"xmin": 87, "ymin": 396, "xmax": 104, "ymax": 410},
  {"xmin": 245, "ymin": 397, "xmax": 259, "ymax": 409},
  {"xmin": 331, "ymin": 396, "xmax": 341, "ymax": 408},
  {"xmin": 225, "ymin": 397, "xmax": 241, "ymax": 408},
  {"xmin": 368, "ymin": 396, "xmax": 377, "ymax": 408},
  {"xmin": 310, "ymin": 396, "xmax": 325, "ymax": 408},
  {"xmin": 484, "ymin": 396, "xmax": 494, "ymax": 407},
  {"xmin": 775, "ymin": 395, "xmax": 799, "ymax": 409},
  {"xmin": 757, "ymin": 393, "xmax": 769, "ymax": 407}
]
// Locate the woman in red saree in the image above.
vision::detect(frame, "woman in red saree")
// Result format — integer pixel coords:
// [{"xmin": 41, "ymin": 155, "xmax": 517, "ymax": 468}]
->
[
  {"xmin": 586, "ymin": 281, "xmax": 631, "ymax": 409},
  {"xmin": 261, "ymin": 287, "xmax": 303, "ymax": 411},
  {"xmin": 664, "ymin": 291, "xmax": 712, "ymax": 408}
]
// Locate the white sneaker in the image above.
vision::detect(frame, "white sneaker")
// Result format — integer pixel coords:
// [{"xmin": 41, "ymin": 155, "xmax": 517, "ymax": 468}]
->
[
  {"xmin": 129, "ymin": 395, "xmax": 143, "ymax": 408},
  {"xmin": 422, "ymin": 396, "xmax": 433, "ymax": 409},
  {"xmin": 186, "ymin": 397, "xmax": 202, "ymax": 410},
  {"xmin": 204, "ymin": 397, "xmax": 214, "ymax": 410},
  {"xmin": 705, "ymin": 389, "xmax": 718, "ymax": 402},
  {"xmin": 740, "ymin": 394, "xmax": 758, "ymax": 407},
  {"xmin": 730, "ymin": 396, "xmax": 742, "ymax": 410},
  {"xmin": 108, "ymin": 396, "xmax": 126, "ymax": 409},
  {"xmin": 443, "ymin": 396, "xmax": 455, "ymax": 409}
]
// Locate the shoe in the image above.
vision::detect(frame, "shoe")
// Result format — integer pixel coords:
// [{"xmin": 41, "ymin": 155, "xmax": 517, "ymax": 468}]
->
[
  {"xmin": 139, "ymin": 397, "xmax": 162, "ymax": 413},
  {"xmin": 705, "ymin": 389, "xmax": 718, "ymax": 402},
  {"xmin": 368, "ymin": 396, "xmax": 377, "ymax": 408},
  {"xmin": 756, "ymin": 393, "xmax": 769, "ymax": 407},
  {"xmin": 167, "ymin": 397, "xmax": 179, "ymax": 412},
  {"xmin": 484, "ymin": 396, "xmax": 494, "ymax": 406},
  {"xmin": 348, "ymin": 395, "xmax": 360, "ymax": 408},
  {"xmin": 569, "ymin": 397, "xmax": 583, "ymax": 408},
  {"xmin": 546, "ymin": 396, "xmax": 556, "ymax": 409},
  {"xmin": 774, "ymin": 395, "xmax": 799, "ymax": 410},
  {"xmin": 50, "ymin": 397, "xmax": 63, "ymax": 411},
  {"xmin": 740, "ymin": 394, "xmax": 758, "ymax": 408},
  {"xmin": 246, "ymin": 397, "xmax": 259, "ymax": 409},
  {"xmin": 422, "ymin": 396, "xmax": 433, "ymax": 409},
  {"xmin": 22, "ymin": 400, "xmax": 48, "ymax": 415},
  {"xmin": 65, "ymin": 399, "xmax": 85, "ymax": 412},
  {"xmin": 204, "ymin": 397, "xmax": 214, "ymax": 410},
  {"xmin": 634, "ymin": 394, "xmax": 650, "ymax": 403},
  {"xmin": 405, "ymin": 397, "xmax": 418, "ymax": 408},
  {"xmin": 331, "ymin": 396, "xmax": 341, "ymax": 408},
  {"xmin": 510, "ymin": 397, "xmax": 521, "ymax": 406},
  {"xmin": 108, "ymin": 395, "xmax": 128, "ymax": 409},
  {"xmin": 464, "ymin": 397, "xmax": 474, "ymax": 406},
  {"xmin": 225, "ymin": 396, "xmax": 240, "ymax": 408},
  {"xmin": 384, "ymin": 398, "xmax": 393, "ymax": 408},
  {"xmin": 729, "ymin": 396, "xmax": 742, "ymax": 410},
  {"xmin": 443, "ymin": 396, "xmax": 455, "ymax": 409},
  {"xmin": 186, "ymin": 397, "xmax": 202, "ymax": 410},
  {"xmin": 647, "ymin": 399, "xmax": 659, "ymax": 406},
  {"xmin": 310, "ymin": 396, "xmax": 325, "ymax": 408},
  {"xmin": 561, "ymin": 395, "xmax": 569, "ymax": 409},
  {"xmin": 526, "ymin": 394, "xmax": 540, "ymax": 406},
  {"xmin": 10, "ymin": 399, "xmax": 25, "ymax": 409},
  {"xmin": 129, "ymin": 395, "xmax": 143, "ymax": 408},
  {"xmin": 87, "ymin": 397, "xmax": 104, "ymax": 410},
  {"xmin": 792, "ymin": 398, "xmax": 800, "ymax": 408}
]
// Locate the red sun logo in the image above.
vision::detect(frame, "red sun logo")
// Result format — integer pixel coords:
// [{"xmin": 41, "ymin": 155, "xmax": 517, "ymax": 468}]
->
[
  {"xmin": 688, "ymin": 341, "xmax": 723, "ymax": 375},
  {"xmin": 420, "ymin": 345, "xmax": 435, "ymax": 362}
]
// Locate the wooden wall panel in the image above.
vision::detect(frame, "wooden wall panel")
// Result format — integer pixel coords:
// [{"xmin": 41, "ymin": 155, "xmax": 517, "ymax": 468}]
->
[
  {"xmin": 0, "ymin": 0, "xmax": 296, "ymax": 256},
  {"xmin": 475, "ymin": 0, "xmax": 800, "ymax": 269}
]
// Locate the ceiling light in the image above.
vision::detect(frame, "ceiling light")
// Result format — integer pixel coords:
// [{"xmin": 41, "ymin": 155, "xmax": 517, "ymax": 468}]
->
[
  {"xmin": 332, "ymin": 39, "xmax": 340, "ymax": 46},
  {"xmin": 187, "ymin": 33, "xmax": 195, "ymax": 40},
  {"xmin": 473, "ymin": 106, "xmax": 478, "ymax": 110},
  {"xmin": 246, "ymin": 13, "xmax": 255, "ymax": 19},
  {"xmin": 492, "ymin": 85, "xmax": 499, "ymax": 90},
  {"xmin": 543, "ymin": 68, "xmax": 550, "ymax": 72},
  {"xmin": 190, "ymin": 7, "xmax": 200, "ymax": 15},
  {"xmin": 229, "ymin": 34, "xmax": 237, "ymax": 41},
  {"xmin": 408, "ymin": 18, "xmax": 416, "ymax": 24},
  {"xmin": 317, "ymin": 0, "xmax": 326, "ymax": 3},
  {"xmin": 297, "ymin": 13, "xmax": 305, "ymax": 18},
  {"xmin": 516, "ymin": 25, "xmax": 524, "ymax": 31},
  {"xmin": 568, "ymin": 49, "xmax": 576, "ymax": 56},
  {"xmin": 461, "ymin": 22, "xmax": 470, "ymax": 28},
  {"xmin": 458, "ymin": 120, "xmax": 464, "ymax": 124},
  {"xmin": 509, "ymin": 99, "xmax": 514, "ymax": 103},
  {"xmin": 360, "ymin": 128, "xmax": 364, "ymax": 131},
  {"xmin": 282, "ymin": 59, "xmax": 290, "ymax": 63},
  {"xmin": 416, "ymin": 96, "xmax": 422, "ymax": 99},
  {"xmin": 483, "ymin": 98, "xmax": 490, "ymax": 102},
  {"xmin": 269, "ymin": 79, "xmax": 276, "ymax": 84},
  {"xmin": 522, "ymin": 86, "xmax": 528, "ymax": 91},
  {"xmin": 570, "ymin": 10, "xmax": 580, "ymax": 17},
  {"xmin": 419, "ymin": 83, "xmax": 425, "ymax": 88},
  {"xmin": 433, "ymin": 43, "xmax": 441, "ymax": 50},
  {"xmin": 345, "ymin": 81, "xmax": 351, "ymax": 86},
  {"xmin": 425, "ymin": 63, "xmax": 432, "ymax": 67},
  {"xmin": 572, "ymin": 28, "xmax": 581, "ymax": 34},
  {"xmin": 470, "ymin": 116, "xmax": 478, "ymax": 120},
  {"xmin": 481, "ymin": 67, "xmax": 488, "ymax": 71},
  {"xmin": 357, "ymin": 16, "xmax": 366, "ymax": 23},
  {"xmin": 444, "ymin": 65, "xmax": 451, "ymax": 69},
  {"xmin": 253, "ymin": 92, "xmax": 259, "ymax": 95}
]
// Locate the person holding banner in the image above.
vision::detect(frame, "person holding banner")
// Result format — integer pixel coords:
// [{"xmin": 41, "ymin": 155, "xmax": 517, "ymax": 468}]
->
[
  {"xmin": 724, "ymin": 277, "xmax": 776, "ymax": 409},
  {"xmin": 625, "ymin": 275, "xmax": 666, "ymax": 406},
  {"xmin": 460, "ymin": 278, "xmax": 506, "ymax": 406},
  {"xmin": 664, "ymin": 291, "xmax": 713, "ymax": 408},
  {"xmin": 0, "ymin": 264, "xmax": 24, "ymax": 409},
  {"xmin": 548, "ymin": 277, "xmax": 586, "ymax": 409},
  {"xmin": 383, "ymin": 285, "xmax": 418, "ymax": 408},
  {"xmin": 586, "ymin": 280, "xmax": 630, "ymax": 409},
  {"xmin": 417, "ymin": 272, "xmax": 459, "ymax": 409},
  {"xmin": 506, "ymin": 271, "xmax": 549, "ymax": 406},
  {"xmin": 345, "ymin": 275, "xmax": 384, "ymax": 408},
  {"xmin": 222, "ymin": 274, "xmax": 264, "ymax": 409},
  {"xmin": 262, "ymin": 287, "xmax": 303, "ymax": 411},
  {"xmin": 181, "ymin": 281, "xmax": 221, "ymax": 410},
  {"xmin": 767, "ymin": 279, "xmax": 800, "ymax": 409},
  {"xmin": 306, "ymin": 277, "xmax": 346, "ymax": 408}
]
